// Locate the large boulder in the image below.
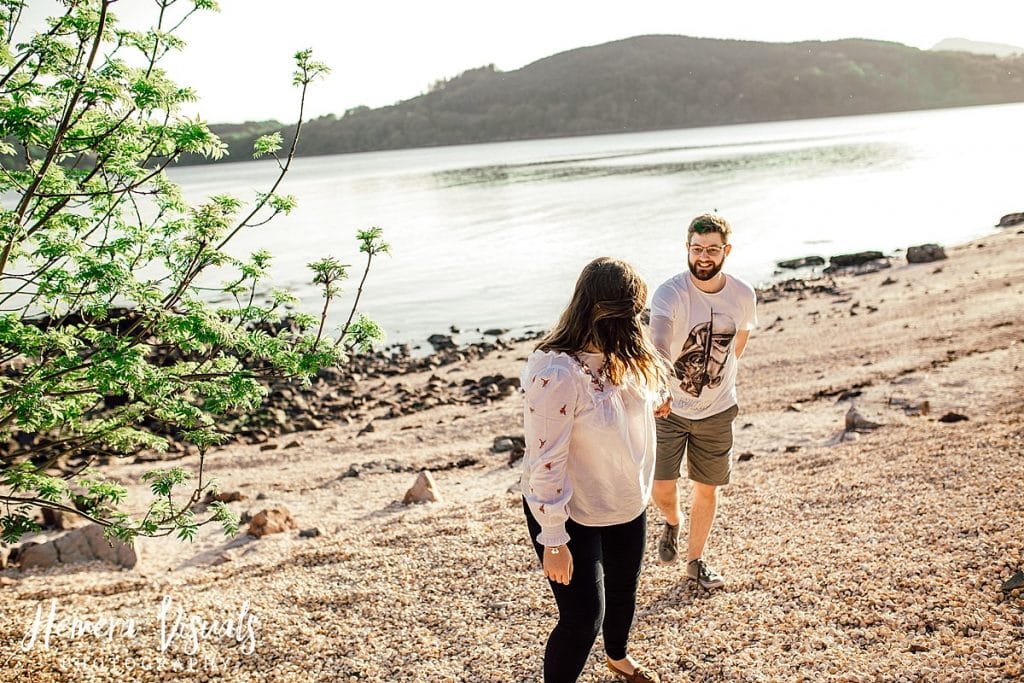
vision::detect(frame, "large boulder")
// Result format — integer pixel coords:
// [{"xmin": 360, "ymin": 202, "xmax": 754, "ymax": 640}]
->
[
  {"xmin": 906, "ymin": 243, "xmax": 947, "ymax": 263},
  {"xmin": 19, "ymin": 524, "xmax": 138, "ymax": 571},
  {"xmin": 246, "ymin": 506, "xmax": 298, "ymax": 538},
  {"xmin": 829, "ymin": 251, "xmax": 885, "ymax": 267},
  {"xmin": 996, "ymin": 212, "xmax": 1024, "ymax": 227}
]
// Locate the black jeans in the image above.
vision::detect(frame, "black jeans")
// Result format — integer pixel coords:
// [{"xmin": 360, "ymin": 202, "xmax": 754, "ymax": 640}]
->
[{"xmin": 523, "ymin": 498, "xmax": 647, "ymax": 683}]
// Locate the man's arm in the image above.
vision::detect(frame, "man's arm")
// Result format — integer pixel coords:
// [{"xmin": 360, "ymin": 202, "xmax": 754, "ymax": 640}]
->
[
  {"xmin": 649, "ymin": 314, "xmax": 674, "ymax": 364},
  {"xmin": 734, "ymin": 329, "xmax": 750, "ymax": 359}
]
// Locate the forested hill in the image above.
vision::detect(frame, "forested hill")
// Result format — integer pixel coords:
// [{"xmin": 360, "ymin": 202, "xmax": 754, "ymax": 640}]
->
[{"xmin": 194, "ymin": 35, "xmax": 1024, "ymax": 164}]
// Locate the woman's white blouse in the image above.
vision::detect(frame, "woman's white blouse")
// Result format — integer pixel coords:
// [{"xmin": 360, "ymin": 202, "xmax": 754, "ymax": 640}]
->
[{"xmin": 520, "ymin": 350, "xmax": 660, "ymax": 547}]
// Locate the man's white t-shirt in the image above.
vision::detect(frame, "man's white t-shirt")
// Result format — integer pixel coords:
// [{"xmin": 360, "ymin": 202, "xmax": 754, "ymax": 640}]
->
[{"xmin": 650, "ymin": 272, "xmax": 757, "ymax": 420}]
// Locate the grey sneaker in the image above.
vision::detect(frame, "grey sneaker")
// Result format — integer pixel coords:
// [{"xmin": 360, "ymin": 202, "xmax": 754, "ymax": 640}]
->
[
  {"xmin": 657, "ymin": 523, "xmax": 680, "ymax": 564},
  {"xmin": 687, "ymin": 558, "xmax": 725, "ymax": 589}
]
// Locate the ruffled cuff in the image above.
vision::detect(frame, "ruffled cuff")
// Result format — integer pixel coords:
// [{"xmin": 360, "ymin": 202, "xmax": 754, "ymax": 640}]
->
[{"xmin": 535, "ymin": 523, "xmax": 570, "ymax": 547}]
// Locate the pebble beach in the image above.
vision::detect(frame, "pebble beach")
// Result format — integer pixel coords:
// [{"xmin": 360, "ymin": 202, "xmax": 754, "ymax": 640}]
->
[{"xmin": 1, "ymin": 228, "xmax": 1022, "ymax": 682}]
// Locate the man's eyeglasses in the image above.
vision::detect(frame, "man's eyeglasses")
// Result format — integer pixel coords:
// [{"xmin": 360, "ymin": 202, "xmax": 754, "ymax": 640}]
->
[{"xmin": 688, "ymin": 244, "xmax": 726, "ymax": 258}]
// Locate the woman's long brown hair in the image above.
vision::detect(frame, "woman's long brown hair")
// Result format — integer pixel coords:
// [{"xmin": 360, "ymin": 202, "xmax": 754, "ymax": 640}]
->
[{"xmin": 537, "ymin": 257, "xmax": 667, "ymax": 389}]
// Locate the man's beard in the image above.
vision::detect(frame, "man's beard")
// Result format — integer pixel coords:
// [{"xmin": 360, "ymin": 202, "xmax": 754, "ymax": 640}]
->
[{"xmin": 688, "ymin": 258, "xmax": 724, "ymax": 281}]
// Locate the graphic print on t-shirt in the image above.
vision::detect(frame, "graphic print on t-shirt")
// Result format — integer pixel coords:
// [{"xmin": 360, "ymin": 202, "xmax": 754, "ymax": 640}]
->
[{"xmin": 673, "ymin": 311, "xmax": 736, "ymax": 397}]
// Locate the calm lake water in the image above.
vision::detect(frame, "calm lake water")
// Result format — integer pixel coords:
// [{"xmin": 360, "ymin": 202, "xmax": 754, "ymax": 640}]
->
[{"xmin": 168, "ymin": 103, "xmax": 1024, "ymax": 347}]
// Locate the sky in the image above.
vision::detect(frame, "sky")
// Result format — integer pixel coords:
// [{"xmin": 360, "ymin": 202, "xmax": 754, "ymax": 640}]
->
[{"xmin": 15, "ymin": 1, "xmax": 1024, "ymax": 124}]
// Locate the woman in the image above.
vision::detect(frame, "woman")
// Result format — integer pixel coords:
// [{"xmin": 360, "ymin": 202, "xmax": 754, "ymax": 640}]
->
[{"xmin": 521, "ymin": 257, "xmax": 670, "ymax": 683}]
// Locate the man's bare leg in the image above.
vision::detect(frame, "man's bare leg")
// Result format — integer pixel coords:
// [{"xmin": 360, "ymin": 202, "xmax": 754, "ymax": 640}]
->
[
  {"xmin": 686, "ymin": 481, "xmax": 725, "ymax": 588},
  {"xmin": 653, "ymin": 479, "xmax": 682, "ymax": 564},
  {"xmin": 686, "ymin": 481, "xmax": 718, "ymax": 561},
  {"xmin": 652, "ymin": 479, "xmax": 681, "ymax": 526}
]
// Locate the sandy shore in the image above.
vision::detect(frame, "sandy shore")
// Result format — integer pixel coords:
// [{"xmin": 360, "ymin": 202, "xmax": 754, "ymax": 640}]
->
[{"xmin": 1, "ymin": 229, "xmax": 1022, "ymax": 682}]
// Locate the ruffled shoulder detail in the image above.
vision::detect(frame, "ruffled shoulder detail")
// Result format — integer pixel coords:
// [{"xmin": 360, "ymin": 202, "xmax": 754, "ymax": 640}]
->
[
  {"xmin": 521, "ymin": 350, "xmax": 577, "ymax": 390},
  {"xmin": 521, "ymin": 350, "xmax": 626, "ymax": 408}
]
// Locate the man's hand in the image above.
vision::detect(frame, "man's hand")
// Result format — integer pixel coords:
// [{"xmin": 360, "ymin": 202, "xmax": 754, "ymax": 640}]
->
[
  {"xmin": 543, "ymin": 545, "xmax": 573, "ymax": 585},
  {"xmin": 654, "ymin": 396, "xmax": 672, "ymax": 418}
]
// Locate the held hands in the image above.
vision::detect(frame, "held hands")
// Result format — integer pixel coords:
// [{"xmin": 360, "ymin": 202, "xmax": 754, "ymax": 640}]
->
[
  {"xmin": 654, "ymin": 396, "xmax": 672, "ymax": 418},
  {"xmin": 543, "ymin": 545, "xmax": 573, "ymax": 585}
]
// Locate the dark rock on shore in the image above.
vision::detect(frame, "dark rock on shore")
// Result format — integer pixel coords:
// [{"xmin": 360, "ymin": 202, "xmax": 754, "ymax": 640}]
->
[
  {"xmin": 996, "ymin": 212, "xmax": 1024, "ymax": 227},
  {"xmin": 776, "ymin": 256, "xmax": 826, "ymax": 269},
  {"xmin": 427, "ymin": 334, "xmax": 458, "ymax": 351},
  {"xmin": 829, "ymin": 251, "xmax": 886, "ymax": 267},
  {"xmin": 824, "ymin": 251, "xmax": 891, "ymax": 275},
  {"xmin": 906, "ymin": 244, "xmax": 947, "ymax": 263}
]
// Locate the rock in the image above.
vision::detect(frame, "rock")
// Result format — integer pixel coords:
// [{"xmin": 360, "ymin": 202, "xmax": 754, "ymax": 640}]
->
[
  {"xmin": 776, "ymin": 255, "xmax": 825, "ymax": 269},
  {"xmin": 737, "ymin": 452, "xmax": 754, "ymax": 462},
  {"xmin": 483, "ymin": 328, "xmax": 509, "ymax": 336},
  {"xmin": 938, "ymin": 412, "xmax": 969, "ymax": 423},
  {"xmin": 784, "ymin": 445, "xmax": 801, "ymax": 453},
  {"xmin": 205, "ymin": 490, "xmax": 246, "ymax": 503},
  {"xmin": 996, "ymin": 211, "xmax": 1024, "ymax": 227},
  {"xmin": 829, "ymin": 251, "xmax": 885, "ymax": 267},
  {"xmin": 492, "ymin": 437, "xmax": 516, "ymax": 452},
  {"xmin": 299, "ymin": 527, "xmax": 324, "ymax": 538},
  {"xmin": 1001, "ymin": 570, "xmax": 1024, "ymax": 592},
  {"xmin": 246, "ymin": 506, "xmax": 298, "ymax": 538},
  {"xmin": 41, "ymin": 507, "xmax": 72, "ymax": 530},
  {"xmin": 0, "ymin": 543, "xmax": 9, "ymax": 569},
  {"xmin": 259, "ymin": 443, "xmax": 279, "ymax": 451},
  {"xmin": 909, "ymin": 643, "xmax": 931, "ymax": 653},
  {"xmin": 426, "ymin": 334, "xmax": 457, "ymax": 351},
  {"xmin": 845, "ymin": 405, "xmax": 883, "ymax": 433},
  {"xmin": 358, "ymin": 421, "xmax": 376, "ymax": 436},
  {"xmin": 881, "ymin": 276, "xmax": 898, "ymax": 286},
  {"xmin": 19, "ymin": 524, "xmax": 137, "ymax": 570},
  {"xmin": 403, "ymin": 470, "xmax": 442, "ymax": 505},
  {"xmin": 906, "ymin": 243, "xmax": 947, "ymax": 263},
  {"xmin": 283, "ymin": 440, "xmax": 301, "ymax": 449},
  {"xmin": 492, "ymin": 435, "xmax": 525, "ymax": 453},
  {"xmin": 508, "ymin": 446, "xmax": 525, "ymax": 467}
]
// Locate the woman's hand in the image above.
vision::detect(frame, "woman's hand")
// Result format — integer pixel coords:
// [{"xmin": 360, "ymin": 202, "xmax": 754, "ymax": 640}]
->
[
  {"xmin": 543, "ymin": 545, "xmax": 573, "ymax": 585},
  {"xmin": 654, "ymin": 396, "xmax": 672, "ymax": 418}
]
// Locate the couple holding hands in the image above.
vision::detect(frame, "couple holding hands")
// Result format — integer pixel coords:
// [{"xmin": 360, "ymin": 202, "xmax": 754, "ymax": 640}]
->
[{"xmin": 521, "ymin": 213, "xmax": 758, "ymax": 682}]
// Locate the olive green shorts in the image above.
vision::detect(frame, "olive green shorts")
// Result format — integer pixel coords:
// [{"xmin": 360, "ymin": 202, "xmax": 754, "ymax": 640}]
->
[{"xmin": 654, "ymin": 404, "xmax": 739, "ymax": 486}]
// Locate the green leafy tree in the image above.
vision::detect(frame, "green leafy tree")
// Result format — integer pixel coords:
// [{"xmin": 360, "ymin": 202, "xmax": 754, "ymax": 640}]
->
[{"xmin": 0, "ymin": 1, "xmax": 388, "ymax": 544}]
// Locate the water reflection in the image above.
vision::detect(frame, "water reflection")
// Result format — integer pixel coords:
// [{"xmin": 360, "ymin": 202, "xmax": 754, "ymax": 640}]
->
[{"xmin": 433, "ymin": 142, "xmax": 905, "ymax": 188}]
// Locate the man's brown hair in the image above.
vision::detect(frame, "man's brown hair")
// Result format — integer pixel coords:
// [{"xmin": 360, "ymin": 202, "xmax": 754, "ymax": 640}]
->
[{"xmin": 688, "ymin": 213, "xmax": 731, "ymax": 244}]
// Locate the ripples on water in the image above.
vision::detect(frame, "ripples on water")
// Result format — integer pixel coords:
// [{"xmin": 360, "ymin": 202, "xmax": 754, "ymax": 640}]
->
[{"xmin": 432, "ymin": 142, "xmax": 904, "ymax": 188}]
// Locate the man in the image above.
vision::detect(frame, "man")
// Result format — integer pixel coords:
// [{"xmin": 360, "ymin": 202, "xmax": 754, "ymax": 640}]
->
[{"xmin": 649, "ymin": 213, "xmax": 757, "ymax": 589}]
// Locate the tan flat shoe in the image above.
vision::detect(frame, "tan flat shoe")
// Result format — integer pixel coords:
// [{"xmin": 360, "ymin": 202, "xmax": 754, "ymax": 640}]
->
[{"xmin": 606, "ymin": 658, "xmax": 661, "ymax": 683}]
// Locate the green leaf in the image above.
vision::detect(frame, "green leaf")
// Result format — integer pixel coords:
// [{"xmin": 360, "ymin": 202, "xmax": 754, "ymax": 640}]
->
[{"xmin": 252, "ymin": 132, "xmax": 282, "ymax": 158}]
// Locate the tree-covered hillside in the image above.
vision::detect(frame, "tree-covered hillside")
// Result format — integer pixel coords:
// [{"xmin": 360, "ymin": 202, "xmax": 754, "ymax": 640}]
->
[{"xmin": 190, "ymin": 35, "xmax": 1024, "ymax": 164}]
